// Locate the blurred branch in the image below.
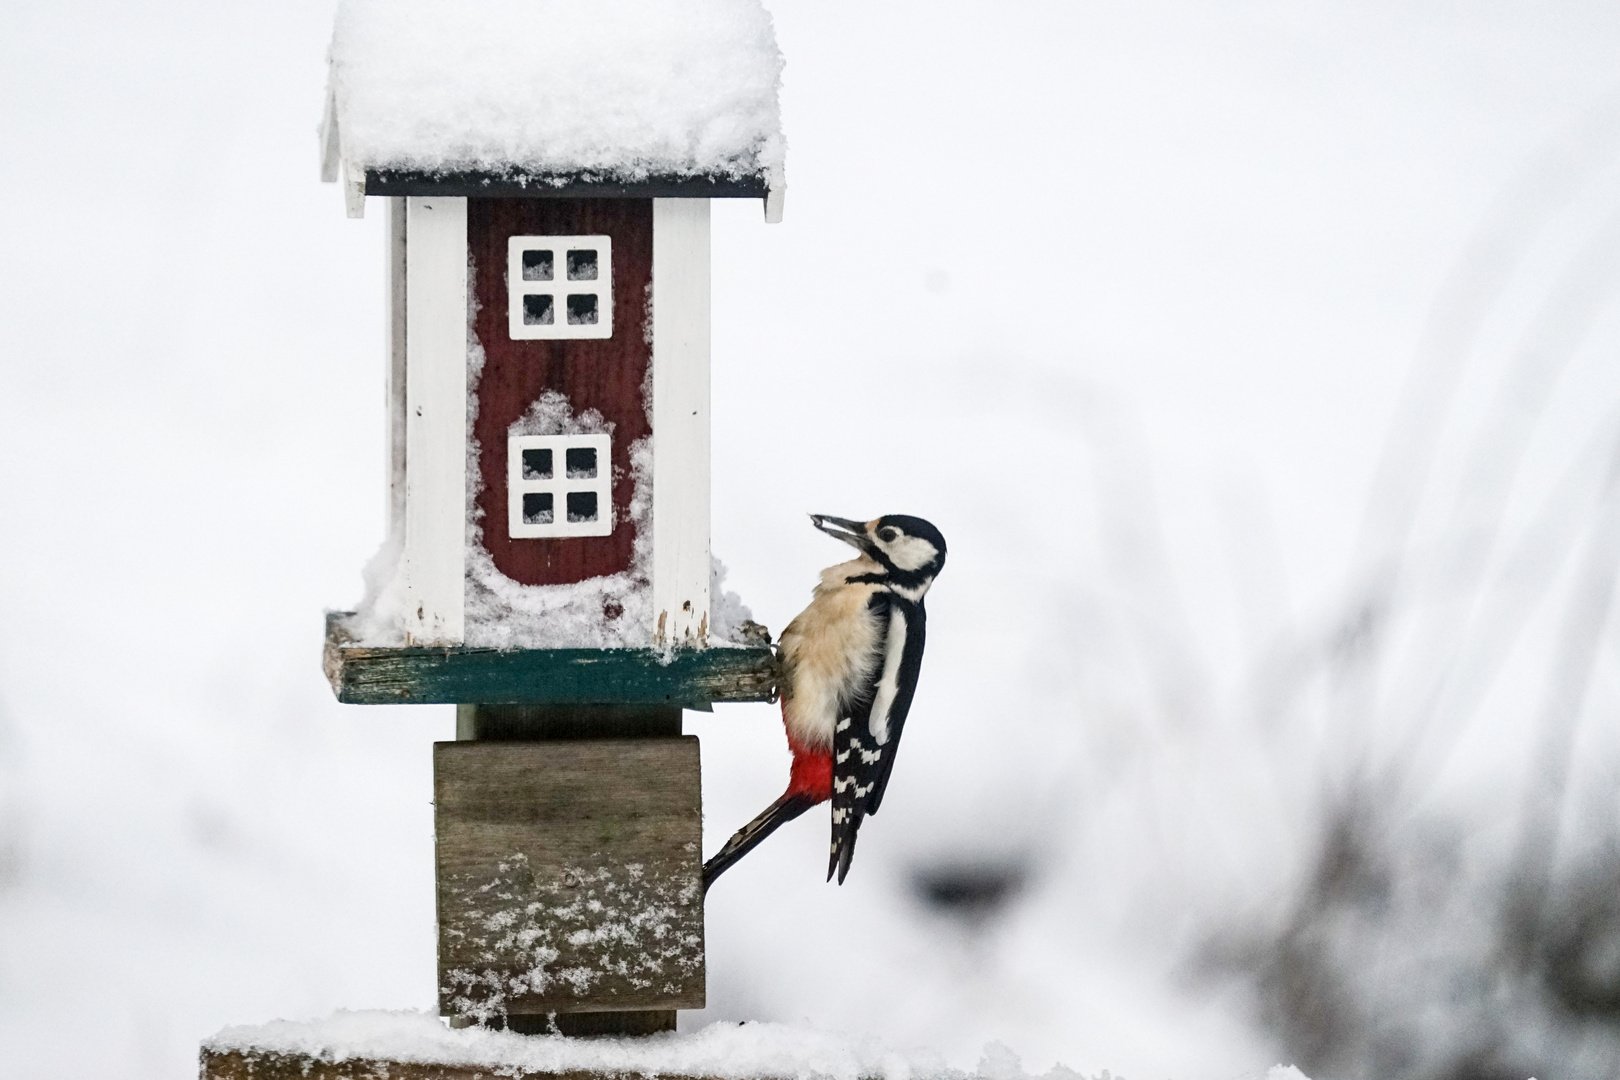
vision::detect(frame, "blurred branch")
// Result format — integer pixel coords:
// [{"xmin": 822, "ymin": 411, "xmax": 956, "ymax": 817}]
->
[
  {"xmin": 1501, "ymin": 428, "xmax": 1620, "ymax": 968},
  {"xmin": 1347, "ymin": 92, "xmax": 1620, "ymax": 622},
  {"xmin": 1379, "ymin": 203, "xmax": 1620, "ymax": 789},
  {"xmin": 1331, "ymin": 93, "xmax": 1620, "ymax": 758},
  {"xmin": 1389, "ymin": 409, "xmax": 1620, "ymax": 811}
]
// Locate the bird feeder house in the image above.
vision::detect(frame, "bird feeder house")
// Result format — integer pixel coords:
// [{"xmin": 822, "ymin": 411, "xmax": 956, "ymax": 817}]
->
[{"xmin": 314, "ymin": 0, "xmax": 784, "ymax": 1037}]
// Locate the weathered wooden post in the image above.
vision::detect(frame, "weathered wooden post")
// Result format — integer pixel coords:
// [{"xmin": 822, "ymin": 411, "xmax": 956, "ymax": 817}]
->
[{"xmin": 311, "ymin": 0, "xmax": 785, "ymax": 1039}]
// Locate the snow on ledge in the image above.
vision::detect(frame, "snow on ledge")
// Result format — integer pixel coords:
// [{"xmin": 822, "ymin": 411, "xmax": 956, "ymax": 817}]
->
[
  {"xmin": 325, "ymin": 0, "xmax": 785, "ymax": 184},
  {"xmin": 204, "ymin": 1011, "xmax": 1314, "ymax": 1080},
  {"xmin": 207, "ymin": 1013, "xmax": 955, "ymax": 1080}
]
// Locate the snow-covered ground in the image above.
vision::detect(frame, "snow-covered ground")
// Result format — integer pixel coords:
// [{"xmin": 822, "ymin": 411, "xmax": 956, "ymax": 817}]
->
[
  {"xmin": 205, "ymin": 1011, "xmax": 1314, "ymax": 1080},
  {"xmin": 3, "ymin": 1, "xmax": 1620, "ymax": 1078},
  {"xmin": 204, "ymin": 1012, "xmax": 1103, "ymax": 1080}
]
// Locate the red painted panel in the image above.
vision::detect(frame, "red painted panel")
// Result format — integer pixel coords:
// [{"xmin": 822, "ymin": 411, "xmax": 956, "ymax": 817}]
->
[{"xmin": 468, "ymin": 199, "xmax": 653, "ymax": 586}]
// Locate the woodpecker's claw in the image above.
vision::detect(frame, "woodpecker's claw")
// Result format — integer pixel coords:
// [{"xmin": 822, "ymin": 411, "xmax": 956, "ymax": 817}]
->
[{"xmin": 810, "ymin": 514, "xmax": 873, "ymax": 554}]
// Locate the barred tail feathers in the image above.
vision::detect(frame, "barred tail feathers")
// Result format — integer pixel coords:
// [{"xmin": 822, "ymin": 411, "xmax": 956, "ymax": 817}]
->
[{"xmin": 828, "ymin": 715, "xmax": 879, "ymax": 884}]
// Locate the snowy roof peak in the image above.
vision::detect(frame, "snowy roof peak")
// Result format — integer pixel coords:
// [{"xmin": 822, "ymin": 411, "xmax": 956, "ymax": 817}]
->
[{"xmin": 322, "ymin": 0, "xmax": 785, "ymax": 215}]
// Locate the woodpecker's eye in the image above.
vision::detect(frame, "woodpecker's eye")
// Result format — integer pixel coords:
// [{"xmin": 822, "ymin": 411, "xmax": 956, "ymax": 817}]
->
[{"xmin": 878, "ymin": 527, "xmax": 899, "ymax": 543}]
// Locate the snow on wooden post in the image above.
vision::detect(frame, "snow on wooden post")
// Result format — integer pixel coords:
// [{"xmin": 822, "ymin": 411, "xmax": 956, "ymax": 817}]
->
[
  {"xmin": 200, "ymin": 1012, "xmax": 982, "ymax": 1080},
  {"xmin": 308, "ymin": 0, "xmax": 787, "ymax": 1038}
]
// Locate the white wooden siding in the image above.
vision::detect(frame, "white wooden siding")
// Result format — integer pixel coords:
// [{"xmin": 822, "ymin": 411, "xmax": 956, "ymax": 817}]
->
[
  {"xmin": 343, "ymin": 158, "xmax": 366, "ymax": 219},
  {"xmin": 319, "ymin": 87, "xmax": 340, "ymax": 184},
  {"xmin": 650, "ymin": 199, "xmax": 712, "ymax": 645},
  {"xmin": 387, "ymin": 196, "xmax": 408, "ymax": 540},
  {"xmin": 764, "ymin": 165, "xmax": 785, "ymax": 224},
  {"xmin": 402, "ymin": 196, "xmax": 468, "ymax": 645}
]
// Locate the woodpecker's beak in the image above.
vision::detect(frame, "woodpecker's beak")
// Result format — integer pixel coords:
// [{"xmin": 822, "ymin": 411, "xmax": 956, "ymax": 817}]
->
[{"xmin": 810, "ymin": 514, "xmax": 876, "ymax": 556}]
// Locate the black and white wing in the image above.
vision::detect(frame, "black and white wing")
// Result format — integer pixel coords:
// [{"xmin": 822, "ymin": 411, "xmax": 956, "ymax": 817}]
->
[{"xmin": 829, "ymin": 594, "xmax": 929, "ymax": 884}]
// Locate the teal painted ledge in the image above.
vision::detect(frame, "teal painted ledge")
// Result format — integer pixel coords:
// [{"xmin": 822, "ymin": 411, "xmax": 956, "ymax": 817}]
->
[{"xmin": 323, "ymin": 612, "xmax": 780, "ymax": 706}]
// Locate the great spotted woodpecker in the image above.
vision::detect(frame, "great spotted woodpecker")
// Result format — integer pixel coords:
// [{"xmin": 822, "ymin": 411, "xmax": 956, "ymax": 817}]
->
[{"xmin": 703, "ymin": 514, "xmax": 947, "ymax": 890}]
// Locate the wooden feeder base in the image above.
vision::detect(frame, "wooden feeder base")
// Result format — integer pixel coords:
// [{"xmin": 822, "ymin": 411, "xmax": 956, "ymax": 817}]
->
[{"xmin": 323, "ymin": 613, "xmax": 779, "ymax": 706}]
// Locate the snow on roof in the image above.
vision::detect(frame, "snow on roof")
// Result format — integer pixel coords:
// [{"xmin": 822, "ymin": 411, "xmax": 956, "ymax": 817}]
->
[{"xmin": 323, "ymin": 0, "xmax": 785, "ymax": 189}]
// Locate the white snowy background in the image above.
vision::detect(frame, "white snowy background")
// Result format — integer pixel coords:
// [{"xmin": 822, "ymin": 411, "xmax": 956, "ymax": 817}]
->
[{"xmin": 3, "ymin": 1, "xmax": 1620, "ymax": 1078}]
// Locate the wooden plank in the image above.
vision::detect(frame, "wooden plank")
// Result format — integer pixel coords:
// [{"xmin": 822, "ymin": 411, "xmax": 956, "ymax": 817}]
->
[
  {"xmin": 319, "ymin": 86, "xmax": 339, "ymax": 183},
  {"xmin": 434, "ymin": 740, "xmax": 705, "ymax": 1017},
  {"xmin": 344, "ymin": 159, "xmax": 367, "ymax": 218},
  {"xmin": 651, "ymin": 200, "xmax": 712, "ymax": 646},
  {"xmin": 203, "ymin": 1049, "xmax": 753, "ymax": 1080},
  {"xmin": 324, "ymin": 615, "xmax": 778, "ymax": 705},
  {"xmin": 324, "ymin": 626, "xmax": 777, "ymax": 707},
  {"xmin": 326, "ymin": 644, "xmax": 777, "ymax": 705},
  {"xmin": 468, "ymin": 199, "xmax": 653, "ymax": 589},
  {"xmin": 387, "ymin": 196, "xmax": 407, "ymax": 538},
  {"xmin": 456, "ymin": 705, "xmax": 683, "ymax": 741},
  {"xmin": 403, "ymin": 196, "xmax": 468, "ymax": 644},
  {"xmin": 367, "ymin": 169, "xmax": 769, "ymax": 201},
  {"xmin": 764, "ymin": 165, "xmax": 785, "ymax": 224},
  {"xmin": 510, "ymin": 1010, "xmax": 676, "ymax": 1036}
]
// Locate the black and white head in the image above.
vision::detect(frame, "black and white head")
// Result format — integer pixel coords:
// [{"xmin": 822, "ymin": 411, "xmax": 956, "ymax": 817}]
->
[{"xmin": 810, "ymin": 514, "xmax": 947, "ymax": 594}]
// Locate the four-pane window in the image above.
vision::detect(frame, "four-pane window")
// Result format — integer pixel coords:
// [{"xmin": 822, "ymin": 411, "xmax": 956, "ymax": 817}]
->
[
  {"xmin": 507, "ymin": 235, "xmax": 613, "ymax": 340},
  {"xmin": 507, "ymin": 433, "xmax": 613, "ymax": 538}
]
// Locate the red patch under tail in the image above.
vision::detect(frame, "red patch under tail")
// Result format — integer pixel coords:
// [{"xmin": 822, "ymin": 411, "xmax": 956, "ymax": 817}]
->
[{"xmin": 783, "ymin": 704, "xmax": 833, "ymax": 803}]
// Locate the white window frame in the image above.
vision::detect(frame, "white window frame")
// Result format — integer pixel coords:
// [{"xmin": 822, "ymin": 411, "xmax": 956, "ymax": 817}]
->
[
  {"xmin": 507, "ymin": 433, "xmax": 614, "ymax": 539},
  {"xmin": 507, "ymin": 235, "xmax": 614, "ymax": 341}
]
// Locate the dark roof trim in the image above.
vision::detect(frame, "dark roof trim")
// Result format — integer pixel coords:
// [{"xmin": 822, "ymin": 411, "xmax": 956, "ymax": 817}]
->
[{"xmin": 364, "ymin": 168, "xmax": 769, "ymax": 200}]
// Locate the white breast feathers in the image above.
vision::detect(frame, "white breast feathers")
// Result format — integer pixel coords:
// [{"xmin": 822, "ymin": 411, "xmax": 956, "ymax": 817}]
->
[{"xmin": 778, "ymin": 557, "xmax": 887, "ymax": 750}]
